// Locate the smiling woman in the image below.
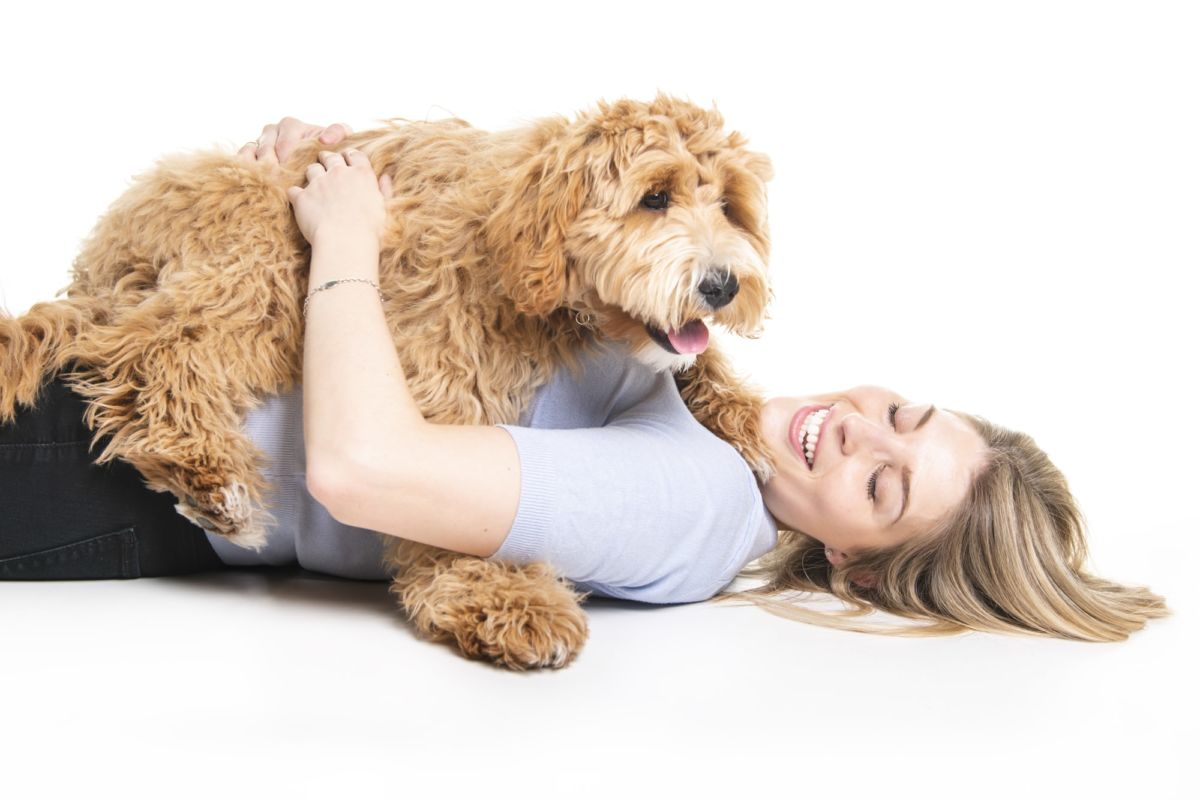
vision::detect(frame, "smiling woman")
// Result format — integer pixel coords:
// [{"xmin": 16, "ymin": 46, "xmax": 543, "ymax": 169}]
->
[
  {"xmin": 724, "ymin": 386, "xmax": 1170, "ymax": 642},
  {"xmin": 760, "ymin": 387, "xmax": 988, "ymax": 562}
]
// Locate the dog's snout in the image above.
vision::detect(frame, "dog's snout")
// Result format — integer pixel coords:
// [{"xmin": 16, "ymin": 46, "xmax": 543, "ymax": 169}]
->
[{"xmin": 698, "ymin": 272, "xmax": 740, "ymax": 310}]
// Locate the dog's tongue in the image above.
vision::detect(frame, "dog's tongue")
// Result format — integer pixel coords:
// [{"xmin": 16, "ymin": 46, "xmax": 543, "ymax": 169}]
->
[{"xmin": 667, "ymin": 320, "xmax": 710, "ymax": 354}]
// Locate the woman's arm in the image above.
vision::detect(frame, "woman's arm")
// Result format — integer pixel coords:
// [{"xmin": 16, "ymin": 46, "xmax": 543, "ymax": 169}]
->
[{"xmin": 285, "ymin": 146, "xmax": 519, "ymax": 557}]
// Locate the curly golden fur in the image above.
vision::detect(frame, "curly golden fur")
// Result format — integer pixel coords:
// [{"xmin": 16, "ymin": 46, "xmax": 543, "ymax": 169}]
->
[{"xmin": 0, "ymin": 93, "xmax": 774, "ymax": 669}]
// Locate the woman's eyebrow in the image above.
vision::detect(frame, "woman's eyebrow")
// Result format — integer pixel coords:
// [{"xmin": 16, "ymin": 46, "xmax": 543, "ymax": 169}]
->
[{"xmin": 891, "ymin": 406, "xmax": 936, "ymax": 526}]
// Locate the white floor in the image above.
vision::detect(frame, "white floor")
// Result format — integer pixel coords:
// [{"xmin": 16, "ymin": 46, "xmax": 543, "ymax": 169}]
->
[{"xmin": 2, "ymin": 552, "xmax": 1193, "ymax": 799}]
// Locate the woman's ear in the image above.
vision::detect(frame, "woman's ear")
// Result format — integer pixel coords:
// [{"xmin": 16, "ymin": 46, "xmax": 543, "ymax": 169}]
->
[
  {"xmin": 827, "ymin": 547, "xmax": 876, "ymax": 589},
  {"xmin": 849, "ymin": 570, "xmax": 878, "ymax": 590},
  {"xmin": 825, "ymin": 547, "xmax": 848, "ymax": 566}
]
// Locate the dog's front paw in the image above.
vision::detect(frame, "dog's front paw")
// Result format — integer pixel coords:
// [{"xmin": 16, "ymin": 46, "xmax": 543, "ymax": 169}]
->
[
  {"xmin": 737, "ymin": 436, "xmax": 776, "ymax": 484},
  {"xmin": 394, "ymin": 559, "xmax": 590, "ymax": 670},
  {"xmin": 712, "ymin": 409, "xmax": 775, "ymax": 483},
  {"xmin": 461, "ymin": 599, "xmax": 589, "ymax": 670}
]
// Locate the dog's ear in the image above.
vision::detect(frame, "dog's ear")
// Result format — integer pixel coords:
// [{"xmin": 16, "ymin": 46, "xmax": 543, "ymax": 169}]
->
[
  {"xmin": 484, "ymin": 122, "xmax": 593, "ymax": 317},
  {"xmin": 741, "ymin": 149, "xmax": 774, "ymax": 184},
  {"xmin": 722, "ymin": 146, "xmax": 774, "ymax": 261},
  {"xmin": 724, "ymin": 130, "xmax": 774, "ymax": 183}
]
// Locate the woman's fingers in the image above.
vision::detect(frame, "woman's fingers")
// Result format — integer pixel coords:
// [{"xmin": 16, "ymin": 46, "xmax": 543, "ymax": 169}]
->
[
  {"xmin": 319, "ymin": 123, "xmax": 352, "ymax": 144},
  {"xmin": 304, "ymin": 162, "xmax": 326, "ymax": 184},
  {"xmin": 272, "ymin": 118, "xmax": 305, "ymax": 162},
  {"xmin": 277, "ymin": 118, "xmax": 353, "ymax": 161},
  {"xmin": 256, "ymin": 123, "xmax": 280, "ymax": 165},
  {"xmin": 344, "ymin": 149, "xmax": 379, "ymax": 177},
  {"xmin": 239, "ymin": 117, "xmax": 352, "ymax": 165},
  {"xmin": 239, "ymin": 119, "xmax": 355, "ymax": 166},
  {"xmin": 317, "ymin": 150, "xmax": 347, "ymax": 170},
  {"xmin": 299, "ymin": 152, "xmax": 345, "ymax": 190},
  {"xmin": 276, "ymin": 116, "xmax": 322, "ymax": 161},
  {"xmin": 295, "ymin": 150, "xmax": 380, "ymax": 198}
]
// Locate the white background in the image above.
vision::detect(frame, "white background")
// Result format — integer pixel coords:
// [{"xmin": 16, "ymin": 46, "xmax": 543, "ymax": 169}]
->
[{"xmin": 0, "ymin": 1, "xmax": 1195, "ymax": 797}]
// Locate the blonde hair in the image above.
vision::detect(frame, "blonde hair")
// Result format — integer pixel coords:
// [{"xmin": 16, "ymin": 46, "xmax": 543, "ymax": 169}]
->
[{"xmin": 718, "ymin": 411, "xmax": 1170, "ymax": 641}]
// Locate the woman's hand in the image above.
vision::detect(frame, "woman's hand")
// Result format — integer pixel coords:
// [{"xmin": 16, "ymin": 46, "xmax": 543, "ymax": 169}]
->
[
  {"xmin": 286, "ymin": 149, "xmax": 394, "ymax": 249},
  {"xmin": 236, "ymin": 116, "xmax": 353, "ymax": 165}
]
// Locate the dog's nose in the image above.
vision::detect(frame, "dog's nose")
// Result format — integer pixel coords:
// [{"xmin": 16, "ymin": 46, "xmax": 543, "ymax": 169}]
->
[{"xmin": 698, "ymin": 272, "xmax": 740, "ymax": 310}]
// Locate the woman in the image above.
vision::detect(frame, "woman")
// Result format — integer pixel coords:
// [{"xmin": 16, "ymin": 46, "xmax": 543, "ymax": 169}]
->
[{"xmin": 0, "ymin": 117, "xmax": 1168, "ymax": 644}]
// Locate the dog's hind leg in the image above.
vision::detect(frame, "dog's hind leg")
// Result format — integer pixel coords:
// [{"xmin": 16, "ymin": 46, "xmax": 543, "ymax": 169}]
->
[
  {"xmin": 383, "ymin": 538, "xmax": 590, "ymax": 670},
  {"xmin": 58, "ymin": 286, "xmax": 300, "ymax": 549}
]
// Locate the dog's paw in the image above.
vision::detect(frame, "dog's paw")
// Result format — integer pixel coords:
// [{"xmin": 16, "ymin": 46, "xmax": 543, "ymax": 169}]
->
[
  {"xmin": 451, "ymin": 597, "xmax": 589, "ymax": 670},
  {"xmin": 723, "ymin": 417, "xmax": 776, "ymax": 483},
  {"xmin": 395, "ymin": 561, "xmax": 590, "ymax": 670},
  {"xmin": 742, "ymin": 442, "xmax": 776, "ymax": 483},
  {"xmin": 175, "ymin": 481, "xmax": 269, "ymax": 550}
]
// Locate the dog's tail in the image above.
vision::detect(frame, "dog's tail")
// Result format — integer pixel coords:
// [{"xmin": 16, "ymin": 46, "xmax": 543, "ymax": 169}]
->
[{"xmin": 0, "ymin": 295, "xmax": 103, "ymax": 425}]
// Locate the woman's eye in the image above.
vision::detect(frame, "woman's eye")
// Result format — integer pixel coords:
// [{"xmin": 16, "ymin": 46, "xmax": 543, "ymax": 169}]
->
[
  {"xmin": 867, "ymin": 465, "xmax": 884, "ymax": 502},
  {"xmin": 641, "ymin": 191, "xmax": 670, "ymax": 210},
  {"xmin": 887, "ymin": 402, "xmax": 900, "ymax": 429}
]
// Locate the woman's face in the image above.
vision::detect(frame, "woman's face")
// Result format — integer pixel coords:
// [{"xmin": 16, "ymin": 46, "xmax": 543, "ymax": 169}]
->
[{"xmin": 760, "ymin": 386, "xmax": 988, "ymax": 564}]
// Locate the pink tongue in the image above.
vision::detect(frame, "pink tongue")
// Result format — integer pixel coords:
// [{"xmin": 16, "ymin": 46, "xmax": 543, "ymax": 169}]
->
[{"xmin": 667, "ymin": 320, "xmax": 710, "ymax": 354}]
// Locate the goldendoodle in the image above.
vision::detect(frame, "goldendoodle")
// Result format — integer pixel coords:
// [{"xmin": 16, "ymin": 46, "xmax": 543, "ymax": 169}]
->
[{"xmin": 0, "ymin": 92, "xmax": 774, "ymax": 668}]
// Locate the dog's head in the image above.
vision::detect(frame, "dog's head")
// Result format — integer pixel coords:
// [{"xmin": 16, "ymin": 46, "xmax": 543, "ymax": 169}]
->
[{"xmin": 484, "ymin": 92, "xmax": 773, "ymax": 372}]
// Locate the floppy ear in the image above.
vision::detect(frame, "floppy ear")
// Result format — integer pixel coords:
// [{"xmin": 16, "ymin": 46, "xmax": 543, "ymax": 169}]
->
[
  {"xmin": 742, "ymin": 149, "xmax": 774, "ymax": 183},
  {"xmin": 722, "ymin": 146, "xmax": 773, "ymax": 261},
  {"xmin": 483, "ymin": 123, "xmax": 593, "ymax": 317}
]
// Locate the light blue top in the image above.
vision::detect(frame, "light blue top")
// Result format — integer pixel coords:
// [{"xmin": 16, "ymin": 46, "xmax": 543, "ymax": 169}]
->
[{"xmin": 205, "ymin": 341, "xmax": 778, "ymax": 604}]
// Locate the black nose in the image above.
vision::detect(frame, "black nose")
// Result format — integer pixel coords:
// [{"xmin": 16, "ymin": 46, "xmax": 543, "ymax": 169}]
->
[{"xmin": 698, "ymin": 272, "xmax": 740, "ymax": 310}]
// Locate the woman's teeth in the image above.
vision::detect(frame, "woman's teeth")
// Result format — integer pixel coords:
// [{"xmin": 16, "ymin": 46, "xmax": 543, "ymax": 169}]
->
[{"xmin": 801, "ymin": 409, "xmax": 829, "ymax": 468}]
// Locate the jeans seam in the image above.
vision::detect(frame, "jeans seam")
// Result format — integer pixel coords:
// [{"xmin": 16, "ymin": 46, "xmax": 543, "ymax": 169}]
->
[{"xmin": 121, "ymin": 527, "xmax": 138, "ymax": 577}]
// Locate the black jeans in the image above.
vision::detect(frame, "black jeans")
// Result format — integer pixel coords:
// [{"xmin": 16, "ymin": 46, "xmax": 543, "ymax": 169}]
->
[{"xmin": 0, "ymin": 374, "xmax": 228, "ymax": 580}]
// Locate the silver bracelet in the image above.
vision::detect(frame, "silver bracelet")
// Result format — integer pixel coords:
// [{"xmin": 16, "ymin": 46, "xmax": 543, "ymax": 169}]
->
[{"xmin": 303, "ymin": 278, "xmax": 384, "ymax": 317}]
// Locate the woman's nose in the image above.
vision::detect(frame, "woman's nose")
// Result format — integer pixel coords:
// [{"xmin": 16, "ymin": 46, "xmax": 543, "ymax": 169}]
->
[{"xmin": 840, "ymin": 413, "xmax": 889, "ymax": 455}]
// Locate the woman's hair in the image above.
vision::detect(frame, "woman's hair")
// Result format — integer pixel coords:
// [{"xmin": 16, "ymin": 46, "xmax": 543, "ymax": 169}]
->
[{"xmin": 718, "ymin": 411, "xmax": 1170, "ymax": 642}]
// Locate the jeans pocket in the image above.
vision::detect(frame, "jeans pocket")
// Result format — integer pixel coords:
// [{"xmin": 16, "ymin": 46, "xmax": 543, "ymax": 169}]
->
[{"xmin": 0, "ymin": 526, "xmax": 141, "ymax": 580}]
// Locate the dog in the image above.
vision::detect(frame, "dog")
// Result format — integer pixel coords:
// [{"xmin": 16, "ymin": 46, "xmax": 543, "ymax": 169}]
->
[{"xmin": 0, "ymin": 92, "xmax": 775, "ymax": 669}]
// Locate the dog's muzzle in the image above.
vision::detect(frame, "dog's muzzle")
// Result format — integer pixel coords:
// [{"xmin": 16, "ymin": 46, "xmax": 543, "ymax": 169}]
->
[{"xmin": 642, "ymin": 271, "xmax": 741, "ymax": 356}]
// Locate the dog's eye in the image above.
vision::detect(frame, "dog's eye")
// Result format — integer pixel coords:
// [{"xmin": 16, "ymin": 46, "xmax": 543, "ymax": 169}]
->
[
  {"xmin": 720, "ymin": 198, "xmax": 731, "ymax": 216},
  {"xmin": 641, "ymin": 191, "xmax": 670, "ymax": 210}
]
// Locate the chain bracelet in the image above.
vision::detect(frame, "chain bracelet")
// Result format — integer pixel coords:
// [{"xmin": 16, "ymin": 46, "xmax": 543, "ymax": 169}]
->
[{"xmin": 303, "ymin": 278, "xmax": 385, "ymax": 317}]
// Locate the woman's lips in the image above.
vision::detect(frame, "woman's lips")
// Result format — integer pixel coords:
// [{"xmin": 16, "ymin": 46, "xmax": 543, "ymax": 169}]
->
[{"xmin": 787, "ymin": 404, "xmax": 833, "ymax": 470}]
